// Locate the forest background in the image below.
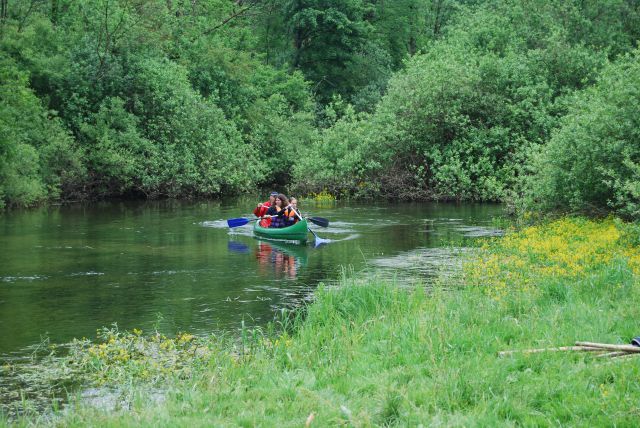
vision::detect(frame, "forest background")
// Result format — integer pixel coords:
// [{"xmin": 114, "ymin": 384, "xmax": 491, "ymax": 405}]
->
[{"xmin": 1, "ymin": 0, "xmax": 639, "ymax": 219}]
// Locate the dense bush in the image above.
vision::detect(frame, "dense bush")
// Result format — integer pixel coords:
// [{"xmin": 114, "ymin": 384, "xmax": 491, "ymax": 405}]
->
[
  {"xmin": 0, "ymin": 0, "xmax": 318, "ymax": 204},
  {"xmin": 523, "ymin": 49, "xmax": 640, "ymax": 219},
  {"xmin": 1, "ymin": 0, "xmax": 639, "ymax": 212},
  {"xmin": 123, "ymin": 57, "xmax": 261, "ymax": 197},
  {"xmin": 0, "ymin": 55, "xmax": 83, "ymax": 207},
  {"xmin": 294, "ymin": 1, "xmax": 612, "ymax": 201}
]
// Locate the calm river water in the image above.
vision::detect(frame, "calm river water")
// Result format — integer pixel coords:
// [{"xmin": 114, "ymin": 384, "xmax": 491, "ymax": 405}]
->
[{"xmin": 0, "ymin": 199, "xmax": 503, "ymax": 360}]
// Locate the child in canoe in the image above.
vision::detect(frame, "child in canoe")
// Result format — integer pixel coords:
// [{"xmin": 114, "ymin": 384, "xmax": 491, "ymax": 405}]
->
[
  {"xmin": 285, "ymin": 198, "xmax": 301, "ymax": 226},
  {"xmin": 265, "ymin": 194, "xmax": 296, "ymax": 228}
]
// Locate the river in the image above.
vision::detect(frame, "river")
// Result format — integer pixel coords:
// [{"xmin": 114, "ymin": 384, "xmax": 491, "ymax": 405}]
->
[
  {"xmin": 0, "ymin": 199, "xmax": 503, "ymax": 356},
  {"xmin": 0, "ymin": 199, "xmax": 503, "ymax": 414}
]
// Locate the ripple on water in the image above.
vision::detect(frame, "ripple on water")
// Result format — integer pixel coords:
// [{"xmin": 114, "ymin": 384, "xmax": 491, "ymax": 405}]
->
[
  {"xmin": 316, "ymin": 226, "xmax": 355, "ymax": 235},
  {"xmin": 227, "ymin": 227, "xmax": 255, "ymax": 238},
  {"xmin": 1, "ymin": 275, "xmax": 48, "ymax": 283},
  {"xmin": 368, "ymin": 247, "xmax": 473, "ymax": 280},
  {"xmin": 330, "ymin": 219, "xmax": 402, "ymax": 228},
  {"xmin": 454, "ymin": 225, "xmax": 504, "ymax": 237},
  {"xmin": 199, "ymin": 220, "xmax": 234, "ymax": 229},
  {"xmin": 69, "ymin": 271, "xmax": 105, "ymax": 277},
  {"xmin": 328, "ymin": 233, "xmax": 360, "ymax": 242}
]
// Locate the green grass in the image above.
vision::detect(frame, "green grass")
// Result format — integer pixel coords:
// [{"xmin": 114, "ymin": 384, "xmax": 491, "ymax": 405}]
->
[{"xmin": 7, "ymin": 219, "xmax": 640, "ymax": 426}]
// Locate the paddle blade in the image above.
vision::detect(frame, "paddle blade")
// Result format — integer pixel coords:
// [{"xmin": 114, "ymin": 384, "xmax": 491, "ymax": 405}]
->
[
  {"xmin": 308, "ymin": 217, "xmax": 329, "ymax": 228},
  {"xmin": 227, "ymin": 217, "xmax": 251, "ymax": 228},
  {"xmin": 313, "ymin": 237, "xmax": 330, "ymax": 247}
]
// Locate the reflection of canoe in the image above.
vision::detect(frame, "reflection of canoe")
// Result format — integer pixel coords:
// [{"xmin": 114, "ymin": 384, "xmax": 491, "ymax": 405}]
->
[
  {"xmin": 254, "ymin": 219, "xmax": 308, "ymax": 242},
  {"xmin": 256, "ymin": 242, "xmax": 303, "ymax": 279},
  {"xmin": 256, "ymin": 240, "xmax": 309, "ymax": 268}
]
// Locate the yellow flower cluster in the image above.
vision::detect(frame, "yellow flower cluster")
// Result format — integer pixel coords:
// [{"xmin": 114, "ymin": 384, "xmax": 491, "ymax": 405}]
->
[
  {"xmin": 273, "ymin": 337, "xmax": 293, "ymax": 348},
  {"xmin": 464, "ymin": 217, "xmax": 640, "ymax": 300},
  {"xmin": 623, "ymin": 248, "xmax": 640, "ymax": 276},
  {"xmin": 86, "ymin": 338, "xmax": 130, "ymax": 363},
  {"xmin": 176, "ymin": 333, "xmax": 195, "ymax": 344},
  {"xmin": 75, "ymin": 327, "xmax": 210, "ymax": 384},
  {"xmin": 306, "ymin": 189, "xmax": 336, "ymax": 203}
]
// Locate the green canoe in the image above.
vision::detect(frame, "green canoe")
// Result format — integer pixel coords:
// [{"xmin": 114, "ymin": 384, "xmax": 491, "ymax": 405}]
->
[{"xmin": 254, "ymin": 219, "xmax": 309, "ymax": 242}]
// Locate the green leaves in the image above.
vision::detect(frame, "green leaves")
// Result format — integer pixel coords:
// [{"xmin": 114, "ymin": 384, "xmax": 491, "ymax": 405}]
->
[
  {"xmin": 1, "ymin": 0, "xmax": 639, "ymax": 209},
  {"xmin": 292, "ymin": 0, "xmax": 636, "ymax": 204},
  {"xmin": 284, "ymin": 0, "xmax": 374, "ymax": 103},
  {"xmin": 0, "ymin": 54, "xmax": 83, "ymax": 207},
  {"xmin": 525, "ymin": 49, "xmax": 640, "ymax": 219}
]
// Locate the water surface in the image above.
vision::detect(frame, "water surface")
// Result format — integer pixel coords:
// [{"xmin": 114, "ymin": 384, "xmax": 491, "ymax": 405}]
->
[{"xmin": 0, "ymin": 199, "xmax": 503, "ymax": 358}]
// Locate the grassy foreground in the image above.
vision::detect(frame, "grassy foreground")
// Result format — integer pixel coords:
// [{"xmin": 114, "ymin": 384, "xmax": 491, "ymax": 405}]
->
[{"xmin": 8, "ymin": 218, "xmax": 640, "ymax": 426}]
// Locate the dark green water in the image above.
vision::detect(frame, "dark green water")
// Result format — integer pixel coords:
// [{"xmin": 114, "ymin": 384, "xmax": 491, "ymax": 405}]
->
[{"xmin": 0, "ymin": 199, "xmax": 503, "ymax": 359}]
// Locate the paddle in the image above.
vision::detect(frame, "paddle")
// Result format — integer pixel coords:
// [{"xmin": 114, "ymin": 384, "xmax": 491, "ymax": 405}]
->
[
  {"xmin": 227, "ymin": 216, "xmax": 274, "ymax": 228},
  {"xmin": 290, "ymin": 208, "xmax": 329, "ymax": 246},
  {"xmin": 227, "ymin": 217, "xmax": 256, "ymax": 228},
  {"xmin": 307, "ymin": 216, "xmax": 329, "ymax": 228}
]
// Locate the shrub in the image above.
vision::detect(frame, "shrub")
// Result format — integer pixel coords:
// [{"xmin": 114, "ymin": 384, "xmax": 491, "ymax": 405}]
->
[
  {"xmin": 0, "ymin": 55, "xmax": 83, "ymax": 207},
  {"xmin": 294, "ymin": 3, "xmax": 606, "ymax": 200},
  {"xmin": 523, "ymin": 49, "xmax": 640, "ymax": 219}
]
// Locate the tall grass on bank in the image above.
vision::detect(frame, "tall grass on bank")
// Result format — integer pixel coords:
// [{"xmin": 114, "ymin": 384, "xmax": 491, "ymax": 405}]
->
[{"xmin": 8, "ymin": 218, "xmax": 640, "ymax": 426}]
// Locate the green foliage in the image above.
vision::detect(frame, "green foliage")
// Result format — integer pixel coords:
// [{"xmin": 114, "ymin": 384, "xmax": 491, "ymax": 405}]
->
[
  {"xmin": 524, "ymin": 49, "xmax": 640, "ymax": 219},
  {"xmin": 128, "ymin": 57, "xmax": 262, "ymax": 196},
  {"xmin": 295, "ymin": 98, "xmax": 426, "ymax": 199},
  {"xmin": 294, "ymin": 0, "xmax": 627, "ymax": 201},
  {"xmin": 1, "ymin": 0, "xmax": 639, "ymax": 211},
  {"xmin": 284, "ymin": 0, "xmax": 373, "ymax": 104},
  {"xmin": 0, "ymin": 54, "xmax": 83, "ymax": 207},
  {"xmin": 184, "ymin": 40, "xmax": 316, "ymax": 184},
  {"xmin": 78, "ymin": 97, "xmax": 156, "ymax": 196},
  {"xmin": 0, "ymin": 0, "xmax": 317, "ymax": 205}
]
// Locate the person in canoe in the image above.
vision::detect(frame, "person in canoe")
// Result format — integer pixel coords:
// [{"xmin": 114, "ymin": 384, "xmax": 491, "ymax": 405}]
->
[
  {"xmin": 265, "ymin": 194, "xmax": 295, "ymax": 228},
  {"xmin": 285, "ymin": 197, "xmax": 301, "ymax": 226},
  {"xmin": 254, "ymin": 191, "xmax": 278, "ymax": 227}
]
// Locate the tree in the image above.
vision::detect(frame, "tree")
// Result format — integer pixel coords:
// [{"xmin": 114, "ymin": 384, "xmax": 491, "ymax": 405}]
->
[
  {"xmin": 0, "ymin": 54, "xmax": 83, "ymax": 207},
  {"xmin": 283, "ymin": 0, "xmax": 372, "ymax": 103},
  {"xmin": 524, "ymin": 49, "xmax": 640, "ymax": 219}
]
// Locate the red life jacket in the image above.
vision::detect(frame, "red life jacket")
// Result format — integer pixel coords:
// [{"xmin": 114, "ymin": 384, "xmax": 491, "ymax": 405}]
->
[{"xmin": 254, "ymin": 201, "xmax": 272, "ymax": 227}]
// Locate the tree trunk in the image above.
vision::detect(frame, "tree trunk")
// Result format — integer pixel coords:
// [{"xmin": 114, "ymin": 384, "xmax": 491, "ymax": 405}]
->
[
  {"xmin": 51, "ymin": 0, "xmax": 58, "ymax": 24},
  {"xmin": 293, "ymin": 27, "xmax": 304, "ymax": 67},
  {"xmin": 1, "ymin": 0, "xmax": 8, "ymax": 22},
  {"xmin": 408, "ymin": 3, "xmax": 416, "ymax": 55},
  {"xmin": 433, "ymin": 0, "xmax": 443, "ymax": 37}
]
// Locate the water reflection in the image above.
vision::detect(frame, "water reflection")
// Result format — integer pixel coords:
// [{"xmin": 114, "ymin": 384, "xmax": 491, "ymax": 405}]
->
[
  {"xmin": 227, "ymin": 240, "xmax": 250, "ymax": 254},
  {"xmin": 230, "ymin": 240, "xmax": 308, "ymax": 280}
]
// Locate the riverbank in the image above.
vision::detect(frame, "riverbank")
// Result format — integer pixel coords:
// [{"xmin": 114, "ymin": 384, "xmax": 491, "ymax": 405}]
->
[{"xmin": 6, "ymin": 217, "xmax": 640, "ymax": 426}]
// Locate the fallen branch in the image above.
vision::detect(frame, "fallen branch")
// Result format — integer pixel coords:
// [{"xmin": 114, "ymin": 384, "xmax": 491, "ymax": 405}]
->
[
  {"xmin": 498, "ymin": 346, "xmax": 601, "ymax": 357},
  {"xmin": 575, "ymin": 341, "xmax": 640, "ymax": 353},
  {"xmin": 595, "ymin": 353, "xmax": 640, "ymax": 367},
  {"xmin": 595, "ymin": 351, "xmax": 628, "ymax": 358}
]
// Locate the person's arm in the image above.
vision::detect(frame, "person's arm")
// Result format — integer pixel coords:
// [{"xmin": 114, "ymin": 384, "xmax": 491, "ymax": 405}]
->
[
  {"xmin": 254, "ymin": 201, "xmax": 270, "ymax": 217},
  {"xmin": 266, "ymin": 206, "xmax": 279, "ymax": 216}
]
